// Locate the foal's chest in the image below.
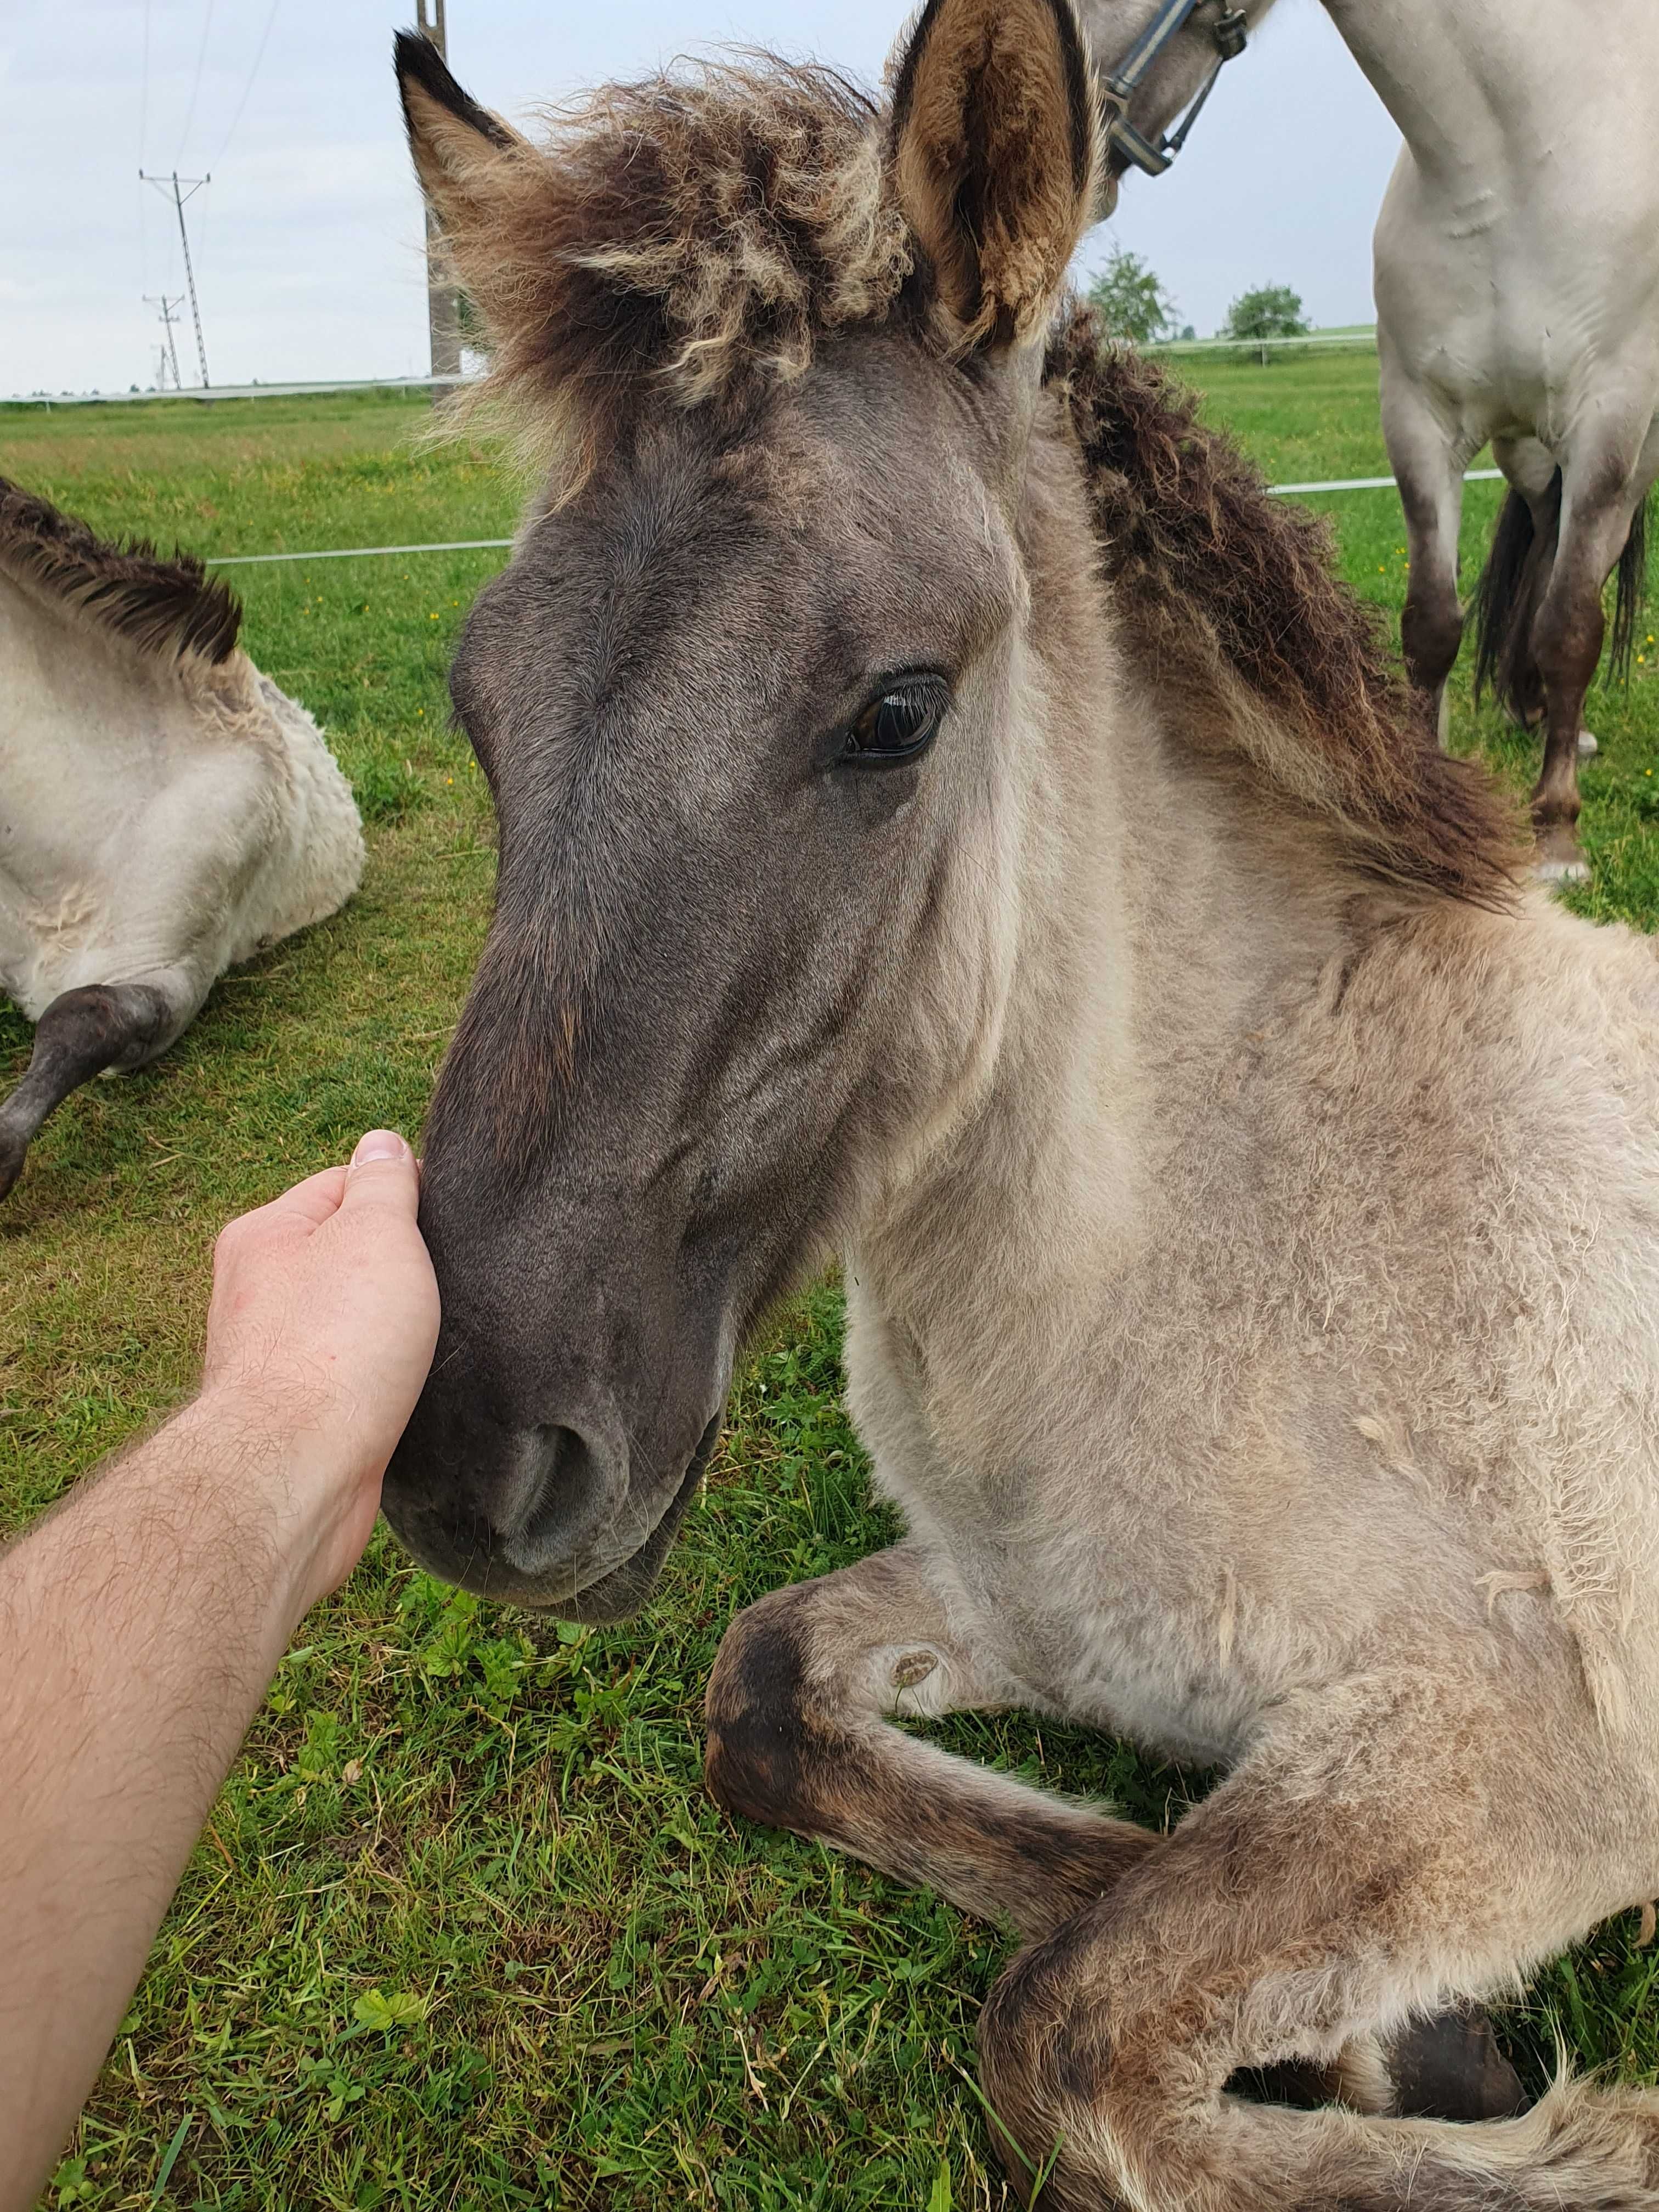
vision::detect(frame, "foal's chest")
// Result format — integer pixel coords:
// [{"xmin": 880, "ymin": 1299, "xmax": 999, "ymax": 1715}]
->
[{"xmin": 951, "ymin": 1519, "xmax": 1283, "ymax": 1769}]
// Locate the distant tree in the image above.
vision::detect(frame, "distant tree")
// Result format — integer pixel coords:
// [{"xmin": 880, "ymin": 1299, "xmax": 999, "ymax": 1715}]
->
[
  {"xmin": 1086, "ymin": 247, "xmax": 1179, "ymax": 346},
  {"xmin": 1222, "ymin": 284, "xmax": 1310, "ymax": 340}
]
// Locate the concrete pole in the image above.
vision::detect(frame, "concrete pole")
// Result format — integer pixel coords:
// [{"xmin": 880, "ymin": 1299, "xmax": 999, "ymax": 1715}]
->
[{"xmin": 416, "ymin": 0, "xmax": 463, "ymax": 380}]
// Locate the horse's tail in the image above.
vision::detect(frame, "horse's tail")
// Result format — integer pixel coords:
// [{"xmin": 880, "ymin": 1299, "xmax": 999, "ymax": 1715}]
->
[
  {"xmin": 1472, "ymin": 473, "xmax": 1651, "ymax": 718},
  {"xmin": 1609, "ymin": 488, "xmax": 1650, "ymax": 686},
  {"xmin": 1471, "ymin": 474, "xmax": 1559, "ymax": 725}
]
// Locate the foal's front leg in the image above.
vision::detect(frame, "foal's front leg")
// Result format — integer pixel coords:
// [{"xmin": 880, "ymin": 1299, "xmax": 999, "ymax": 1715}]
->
[
  {"xmin": 707, "ymin": 1558, "xmax": 1525, "ymax": 2130},
  {"xmin": 704, "ymin": 1543, "xmax": 1155, "ymax": 1939}
]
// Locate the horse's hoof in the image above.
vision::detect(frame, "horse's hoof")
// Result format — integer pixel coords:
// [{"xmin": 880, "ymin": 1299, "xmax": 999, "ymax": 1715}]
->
[
  {"xmin": 1533, "ymin": 822, "xmax": 1590, "ymax": 884},
  {"xmin": 1578, "ymin": 728, "xmax": 1598, "ymax": 758},
  {"xmin": 0, "ymin": 1124, "xmax": 26, "ymax": 1203},
  {"xmin": 1385, "ymin": 2006, "xmax": 1527, "ymax": 2123}
]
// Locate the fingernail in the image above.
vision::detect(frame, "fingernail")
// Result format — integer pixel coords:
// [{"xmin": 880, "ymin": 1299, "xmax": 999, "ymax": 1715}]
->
[{"xmin": 351, "ymin": 1129, "xmax": 408, "ymax": 1166}]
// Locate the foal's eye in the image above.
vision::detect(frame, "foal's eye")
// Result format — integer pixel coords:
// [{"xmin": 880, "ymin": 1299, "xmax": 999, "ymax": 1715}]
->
[{"xmin": 840, "ymin": 676, "xmax": 947, "ymax": 767}]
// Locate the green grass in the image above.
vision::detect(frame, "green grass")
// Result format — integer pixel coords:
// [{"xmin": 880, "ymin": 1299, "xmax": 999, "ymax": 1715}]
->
[{"xmin": 6, "ymin": 358, "xmax": 1659, "ymax": 2210}]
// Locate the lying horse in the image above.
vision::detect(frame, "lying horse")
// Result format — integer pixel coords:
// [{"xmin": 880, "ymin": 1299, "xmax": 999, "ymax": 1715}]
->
[
  {"xmin": 385, "ymin": 7, "xmax": 1659, "ymax": 2203},
  {"xmin": 0, "ymin": 481, "xmax": 363, "ymax": 1199},
  {"xmin": 1080, "ymin": 0, "xmax": 1659, "ymax": 881}
]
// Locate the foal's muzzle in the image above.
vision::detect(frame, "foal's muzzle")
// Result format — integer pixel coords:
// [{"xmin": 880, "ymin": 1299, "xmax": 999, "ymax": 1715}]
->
[{"xmin": 382, "ymin": 1389, "xmax": 724, "ymax": 1621}]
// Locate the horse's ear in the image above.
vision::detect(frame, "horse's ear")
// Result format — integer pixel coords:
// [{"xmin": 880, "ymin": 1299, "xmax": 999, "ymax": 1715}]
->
[
  {"xmin": 889, "ymin": 0, "xmax": 1100, "ymax": 351},
  {"xmin": 394, "ymin": 31, "xmax": 527, "ymax": 254}
]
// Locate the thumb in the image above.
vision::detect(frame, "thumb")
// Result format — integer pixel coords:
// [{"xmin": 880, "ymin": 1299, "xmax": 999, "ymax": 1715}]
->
[{"xmin": 340, "ymin": 1129, "xmax": 421, "ymax": 1216}]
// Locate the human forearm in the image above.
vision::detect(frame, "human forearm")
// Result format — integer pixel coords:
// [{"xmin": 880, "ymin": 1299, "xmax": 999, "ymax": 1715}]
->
[
  {"xmin": 0, "ymin": 1396, "xmax": 308, "ymax": 2208},
  {"xmin": 0, "ymin": 1131, "xmax": 438, "ymax": 2211}
]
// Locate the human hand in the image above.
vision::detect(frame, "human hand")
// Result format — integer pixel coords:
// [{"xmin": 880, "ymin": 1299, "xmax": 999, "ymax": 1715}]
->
[{"xmin": 195, "ymin": 1132, "xmax": 441, "ymax": 1613}]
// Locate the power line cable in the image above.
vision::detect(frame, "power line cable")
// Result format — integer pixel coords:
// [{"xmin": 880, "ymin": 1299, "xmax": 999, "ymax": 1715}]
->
[
  {"xmin": 138, "ymin": 0, "xmax": 151, "ymax": 164},
  {"xmin": 138, "ymin": 0, "xmax": 153, "ymax": 298},
  {"xmin": 209, "ymin": 0, "xmax": 281, "ymax": 169},
  {"xmin": 176, "ymin": 0, "xmax": 216, "ymax": 166}
]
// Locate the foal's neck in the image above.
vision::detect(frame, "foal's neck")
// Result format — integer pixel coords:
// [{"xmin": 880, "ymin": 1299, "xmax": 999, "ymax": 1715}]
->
[{"xmin": 857, "ymin": 424, "xmax": 1355, "ymax": 1348}]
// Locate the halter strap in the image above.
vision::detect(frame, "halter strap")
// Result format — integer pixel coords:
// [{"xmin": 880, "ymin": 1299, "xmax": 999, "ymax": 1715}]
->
[{"xmin": 1098, "ymin": 0, "xmax": 1248, "ymax": 176}]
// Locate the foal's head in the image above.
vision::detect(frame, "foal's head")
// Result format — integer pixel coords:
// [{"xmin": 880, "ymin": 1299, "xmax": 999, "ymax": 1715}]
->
[{"xmin": 382, "ymin": 0, "xmax": 1103, "ymax": 1612}]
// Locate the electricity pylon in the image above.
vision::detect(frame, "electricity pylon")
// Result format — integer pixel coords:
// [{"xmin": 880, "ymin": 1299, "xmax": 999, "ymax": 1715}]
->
[
  {"xmin": 139, "ymin": 171, "xmax": 211, "ymax": 388},
  {"xmin": 143, "ymin": 294, "xmax": 185, "ymax": 390},
  {"xmin": 415, "ymin": 0, "xmax": 463, "ymax": 379}
]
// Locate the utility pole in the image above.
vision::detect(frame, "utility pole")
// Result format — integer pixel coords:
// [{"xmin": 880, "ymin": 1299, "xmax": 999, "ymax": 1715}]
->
[
  {"xmin": 143, "ymin": 294, "xmax": 186, "ymax": 390},
  {"xmin": 416, "ymin": 0, "xmax": 463, "ymax": 381},
  {"xmin": 140, "ymin": 171, "xmax": 211, "ymax": 388}
]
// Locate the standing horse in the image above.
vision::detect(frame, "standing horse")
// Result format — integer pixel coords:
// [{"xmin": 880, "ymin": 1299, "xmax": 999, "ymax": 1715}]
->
[
  {"xmin": 386, "ymin": 8, "xmax": 1659, "ymax": 2204},
  {"xmin": 0, "ymin": 481, "xmax": 363, "ymax": 1199},
  {"xmin": 1080, "ymin": 0, "xmax": 1659, "ymax": 881}
]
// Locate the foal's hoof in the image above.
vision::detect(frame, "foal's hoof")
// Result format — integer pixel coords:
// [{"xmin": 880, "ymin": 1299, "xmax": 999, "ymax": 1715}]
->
[
  {"xmin": 1386, "ymin": 2006, "xmax": 1527, "ymax": 2123},
  {"xmin": 1578, "ymin": 727, "xmax": 1599, "ymax": 758},
  {"xmin": 0, "ymin": 1125, "xmax": 27, "ymax": 1204},
  {"xmin": 1533, "ymin": 821, "xmax": 1590, "ymax": 885}
]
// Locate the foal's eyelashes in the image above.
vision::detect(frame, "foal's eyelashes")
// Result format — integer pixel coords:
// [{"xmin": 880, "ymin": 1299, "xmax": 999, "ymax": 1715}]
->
[{"xmin": 837, "ymin": 672, "xmax": 950, "ymax": 769}]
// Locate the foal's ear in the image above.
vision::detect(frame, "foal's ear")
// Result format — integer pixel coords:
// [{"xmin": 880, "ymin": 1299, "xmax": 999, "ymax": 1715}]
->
[
  {"xmin": 394, "ymin": 31, "xmax": 527, "ymax": 255},
  {"xmin": 889, "ymin": 0, "xmax": 1100, "ymax": 351}
]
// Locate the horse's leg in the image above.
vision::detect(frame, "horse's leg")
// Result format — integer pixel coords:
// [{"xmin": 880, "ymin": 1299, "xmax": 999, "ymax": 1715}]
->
[
  {"xmin": 979, "ymin": 1657, "xmax": 1658, "ymax": 2211},
  {"xmin": 0, "ymin": 974, "xmax": 199, "ymax": 1200},
  {"xmin": 706, "ymin": 1555, "xmax": 1524, "ymax": 2123},
  {"xmin": 1381, "ymin": 371, "xmax": 1468, "ymax": 746},
  {"xmin": 1529, "ymin": 459, "xmax": 1647, "ymax": 882},
  {"xmin": 706, "ymin": 1543, "xmax": 1155, "ymax": 1939}
]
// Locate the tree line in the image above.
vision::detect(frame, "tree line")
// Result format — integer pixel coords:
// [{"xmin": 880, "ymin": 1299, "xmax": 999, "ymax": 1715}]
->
[{"xmin": 1086, "ymin": 247, "xmax": 1311, "ymax": 345}]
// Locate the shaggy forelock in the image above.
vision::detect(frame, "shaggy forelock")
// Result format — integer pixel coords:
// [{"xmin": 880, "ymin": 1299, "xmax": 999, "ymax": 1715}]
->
[{"xmin": 433, "ymin": 59, "xmax": 915, "ymax": 496}]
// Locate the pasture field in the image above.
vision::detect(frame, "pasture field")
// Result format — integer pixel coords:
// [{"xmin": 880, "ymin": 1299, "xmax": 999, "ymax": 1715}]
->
[{"xmin": 5, "ymin": 352, "xmax": 1659, "ymax": 2210}]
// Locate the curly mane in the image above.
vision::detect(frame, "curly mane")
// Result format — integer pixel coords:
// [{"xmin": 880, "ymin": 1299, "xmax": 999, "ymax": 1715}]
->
[
  {"xmin": 398, "ymin": 33, "xmax": 913, "ymax": 494},
  {"xmin": 0, "ymin": 476, "xmax": 241, "ymax": 668},
  {"xmin": 1043, "ymin": 309, "xmax": 1523, "ymax": 906}
]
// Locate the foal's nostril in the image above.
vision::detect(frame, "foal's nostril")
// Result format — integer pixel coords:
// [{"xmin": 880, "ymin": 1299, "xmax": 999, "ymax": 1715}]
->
[{"xmin": 501, "ymin": 1422, "xmax": 614, "ymax": 1572}]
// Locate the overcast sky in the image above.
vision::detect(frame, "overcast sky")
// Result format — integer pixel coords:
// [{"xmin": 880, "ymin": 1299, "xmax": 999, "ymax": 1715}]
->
[{"xmin": 0, "ymin": 1, "xmax": 1404, "ymax": 398}]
